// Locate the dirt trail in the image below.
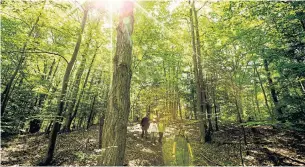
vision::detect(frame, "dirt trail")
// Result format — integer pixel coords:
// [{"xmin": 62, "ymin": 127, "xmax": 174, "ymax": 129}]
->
[
  {"xmin": 2, "ymin": 120, "xmax": 304, "ymax": 166},
  {"xmin": 125, "ymin": 123, "xmax": 164, "ymax": 166},
  {"xmin": 1, "ymin": 121, "xmax": 189, "ymax": 166},
  {"xmin": 125, "ymin": 122, "xmax": 189, "ymax": 166}
]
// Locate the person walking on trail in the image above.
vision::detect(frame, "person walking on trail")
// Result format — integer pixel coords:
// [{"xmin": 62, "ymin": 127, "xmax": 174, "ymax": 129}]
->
[
  {"xmin": 172, "ymin": 126, "xmax": 193, "ymax": 166},
  {"xmin": 141, "ymin": 116, "xmax": 150, "ymax": 139},
  {"xmin": 158, "ymin": 118, "xmax": 165, "ymax": 143},
  {"xmin": 149, "ymin": 118, "xmax": 158, "ymax": 143}
]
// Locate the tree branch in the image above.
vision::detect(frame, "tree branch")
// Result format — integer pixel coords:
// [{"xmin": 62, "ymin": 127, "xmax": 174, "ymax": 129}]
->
[
  {"xmin": 2, "ymin": 50, "xmax": 69, "ymax": 64},
  {"xmin": 196, "ymin": 1, "xmax": 209, "ymax": 12}
]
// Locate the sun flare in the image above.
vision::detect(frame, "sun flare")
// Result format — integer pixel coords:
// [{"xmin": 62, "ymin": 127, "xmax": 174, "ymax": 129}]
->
[{"xmin": 90, "ymin": 0, "xmax": 128, "ymax": 13}]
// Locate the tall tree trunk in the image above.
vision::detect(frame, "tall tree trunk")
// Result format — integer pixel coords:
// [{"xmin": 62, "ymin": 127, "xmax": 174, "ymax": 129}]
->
[
  {"xmin": 1, "ymin": 1, "xmax": 46, "ymax": 116},
  {"xmin": 41, "ymin": 8, "xmax": 88, "ymax": 165},
  {"xmin": 189, "ymin": 1, "xmax": 205, "ymax": 142},
  {"xmin": 63, "ymin": 54, "xmax": 87, "ymax": 132},
  {"xmin": 99, "ymin": 1, "xmax": 134, "ymax": 165},
  {"xmin": 192, "ymin": 0, "xmax": 210, "ymax": 142},
  {"xmin": 263, "ymin": 59, "xmax": 282, "ymax": 118},
  {"xmin": 253, "ymin": 62, "xmax": 272, "ymax": 117}
]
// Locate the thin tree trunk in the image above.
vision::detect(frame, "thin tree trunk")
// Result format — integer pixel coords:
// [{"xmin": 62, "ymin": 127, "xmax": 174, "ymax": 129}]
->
[
  {"xmin": 214, "ymin": 104, "xmax": 219, "ymax": 131},
  {"xmin": 87, "ymin": 96, "xmax": 96, "ymax": 129},
  {"xmin": 212, "ymin": 84, "xmax": 219, "ymax": 131},
  {"xmin": 253, "ymin": 71, "xmax": 261, "ymax": 118},
  {"xmin": 99, "ymin": 2, "xmax": 134, "ymax": 165},
  {"xmin": 206, "ymin": 75, "xmax": 213, "ymax": 133},
  {"xmin": 63, "ymin": 54, "xmax": 87, "ymax": 132},
  {"xmin": 251, "ymin": 92, "xmax": 258, "ymax": 120},
  {"xmin": 190, "ymin": 71, "xmax": 197, "ymax": 119},
  {"xmin": 178, "ymin": 98, "xmax": 182, "ymax": 120},
  {"xmin": 235, "ymin": 98, "xmax": 247, "ymax": 145},
  {"xmin": 300, "ymin": 80, "xmax": 305, "ymax": 94},
  {"xmin": 254, "ymin": 62, "xmax": 272, "ymax": 117},
  {"xmin": 69, "ymin": 48, "xmax": 99, "ymax": 131},
  {"xmin": 45, "ymin": 121, "xmax": 53, "ymax": 135},
  {"xmin": 239, "ymin": 133, "xmax": 245, "ymax": 166},
  {"xmin": 41, "ymin": 9, "xmax": 88, "ymax": 165},
  {"xmin": 263, "ymin": 59, "xmax": 282, "ymax": 117},
  {"xmin": 63, "ymin": 32, "xmax": 96, "ymax": 132}
]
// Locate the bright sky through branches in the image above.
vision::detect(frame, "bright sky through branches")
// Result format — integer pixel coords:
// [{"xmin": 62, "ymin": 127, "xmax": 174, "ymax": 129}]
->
[{"xmin": 68, "ymin": 0, "xmax": 131, "ymax": 13}]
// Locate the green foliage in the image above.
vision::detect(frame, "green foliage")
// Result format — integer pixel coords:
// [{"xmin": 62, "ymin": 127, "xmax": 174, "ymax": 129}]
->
[{"xmin": 1, "ymin": 0, "xmax": 304, "ymax": 136}]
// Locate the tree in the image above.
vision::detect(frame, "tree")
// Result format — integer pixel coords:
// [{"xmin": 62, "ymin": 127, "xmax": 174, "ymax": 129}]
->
[
  {"xmin": 99, "ymin": 1, "xmax": 134, "ymax": 165},
  {"xmin": 41, "ymin": 5, "xmax": 89, "ymax": 165},
  {"xmin": 189, "ymin": 0, "xmax": 211, "ymax": 142}
]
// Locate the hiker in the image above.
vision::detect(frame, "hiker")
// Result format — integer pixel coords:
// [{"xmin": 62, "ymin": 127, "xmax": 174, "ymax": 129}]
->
[
  {"xmin": 140, "ymin": 116, "xmax": 150, "ymax": 138},
  {"xmin": 172, "ymin": 126, "xmax": 193, "ymax": 166},
  {"xmin": 149, "ymin": 118, "xmax": 158, "ymax": 143},
  {"xmin": 158, "ymin": 117, "xmax": 165, "ymax": 143}
]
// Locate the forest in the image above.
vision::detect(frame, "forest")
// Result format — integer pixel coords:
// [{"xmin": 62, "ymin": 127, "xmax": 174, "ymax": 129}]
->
[{"xmin": 1, "ymin": 0, "xmax": 305, "ymax": 166}]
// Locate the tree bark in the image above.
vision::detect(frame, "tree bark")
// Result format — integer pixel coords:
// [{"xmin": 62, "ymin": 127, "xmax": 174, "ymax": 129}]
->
[
  {"xmin": 99, "ymin": 1, "xmax": 134, "ymax": 165},
  {"xmin": 41, "ymin": 8, "xmax": 88, "ymax": 165}
]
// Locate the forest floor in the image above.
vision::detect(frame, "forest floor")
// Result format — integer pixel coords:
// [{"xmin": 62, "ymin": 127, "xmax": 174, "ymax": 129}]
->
[{"xmin": 1, "ymin": 120, "xmax": 305, "ymax": 166}]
